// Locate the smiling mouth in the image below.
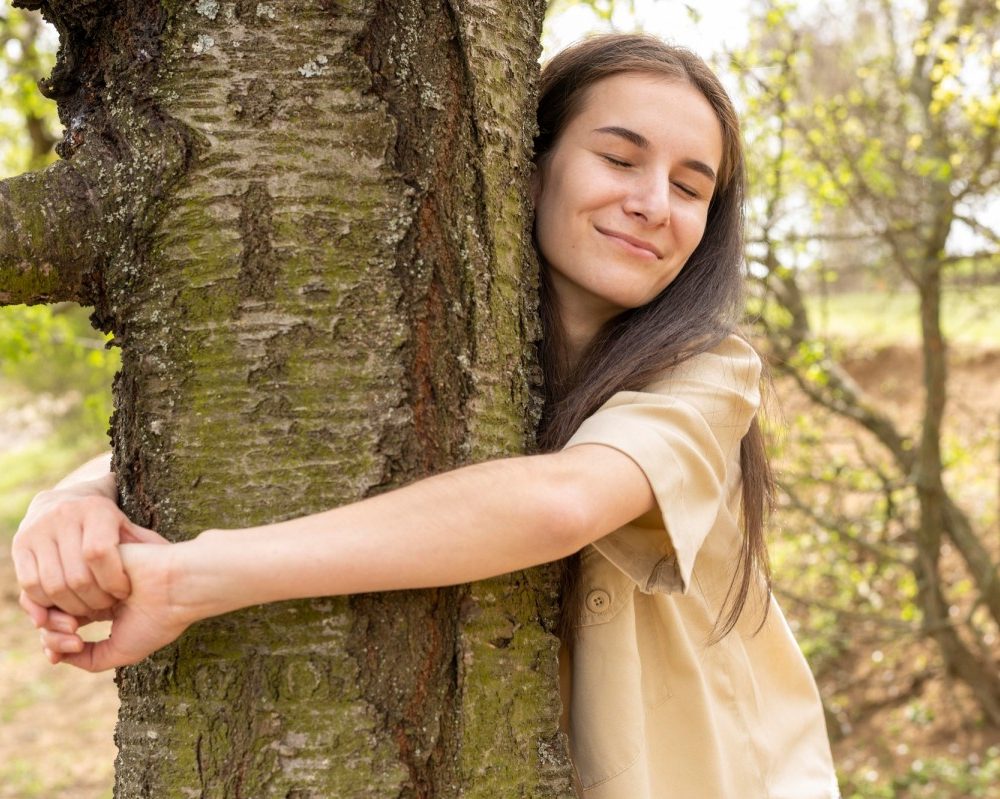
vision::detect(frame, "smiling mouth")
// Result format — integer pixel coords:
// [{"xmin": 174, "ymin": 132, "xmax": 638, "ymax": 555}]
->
[{"xmin": 595, "ymin": 227, "xmax": 662, "ymax": 258}]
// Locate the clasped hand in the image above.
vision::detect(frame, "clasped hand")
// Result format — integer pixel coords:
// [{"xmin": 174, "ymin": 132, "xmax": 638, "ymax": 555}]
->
[{"xmin": 11, "ymin": 488, "xmax": 189, "ymax": 672}]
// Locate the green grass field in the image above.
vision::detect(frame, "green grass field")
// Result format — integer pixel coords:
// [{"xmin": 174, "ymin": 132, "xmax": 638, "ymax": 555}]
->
[{"xmin": 804, "ymin": 286, "xmax": 1000, "ymax": 348}]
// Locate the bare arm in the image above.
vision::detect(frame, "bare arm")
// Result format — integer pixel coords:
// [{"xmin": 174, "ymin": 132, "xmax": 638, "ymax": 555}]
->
[
  {"xmin": 175, "ymin": 445, "xmax": 654, "ymax": 620},
  {"xmin": 40, "ymin": 444, "xmax": 655, "ymax": 671}
]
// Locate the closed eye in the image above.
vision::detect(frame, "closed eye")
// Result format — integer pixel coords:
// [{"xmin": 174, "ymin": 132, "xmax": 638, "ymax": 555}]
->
[
  {"xmin": 601, "ymin": 154, "xmax": 632, "ymax": 168},
  {"xmin": 673, "ymin": 181, "xmax": 698, "ymax": 198}
]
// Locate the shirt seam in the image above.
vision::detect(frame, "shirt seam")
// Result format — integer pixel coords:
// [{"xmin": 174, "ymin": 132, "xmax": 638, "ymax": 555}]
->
[{"xmin": 579, "ymin": 744, "xmax": 643, "ymax": 791}]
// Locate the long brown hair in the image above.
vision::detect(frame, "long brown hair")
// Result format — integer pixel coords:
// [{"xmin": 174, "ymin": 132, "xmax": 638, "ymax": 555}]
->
[{"xmin": 534, "ymin": 34, "xmax": 774, "ymax": 643}]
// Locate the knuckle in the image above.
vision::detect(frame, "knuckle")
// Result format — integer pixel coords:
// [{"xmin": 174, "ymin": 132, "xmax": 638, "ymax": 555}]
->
[
  {"xmin": 64, "ymin": 570, "xmax": 92, "ymax": 593},
  {"xmin": 37, "ymin": 571, "xmax": 63, "ymax": 597},
  {"xmin": 49, "ymin": 502, "xmax": 76, "ymax": 522},
  {"xmin": 82, "ymin": 540, "xmax": 113, "ymax": 563},
  {"xmin": 89, "ymin": 594, "xmax": 115, "ymax": 611}
]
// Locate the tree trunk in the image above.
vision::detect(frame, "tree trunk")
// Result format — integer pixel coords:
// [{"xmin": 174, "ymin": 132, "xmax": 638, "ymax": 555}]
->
[{"xmin": 3, "ymin": 1, "xmax": 571, "ymax": 796}]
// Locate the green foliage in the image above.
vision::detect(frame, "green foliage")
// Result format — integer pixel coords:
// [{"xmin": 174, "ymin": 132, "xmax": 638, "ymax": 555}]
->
[
  {"xmin": 0, "ymin": 433, "xmax": 105, "ymax": 540},
  {"xmin": 0, "ymin": 304, "xmax": 118, "ymax": 442},
  {"xmin": 838, "ymin": 747, "xmax": 1000, "ymax": 798},
  {"xmin": 0, "ymin": 6, "xmax": 60, "ymax": 177}
]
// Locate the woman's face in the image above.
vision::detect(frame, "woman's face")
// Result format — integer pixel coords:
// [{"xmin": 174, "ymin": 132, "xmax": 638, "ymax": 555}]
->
[{"xmin": 533, "ymin": 72, "xmax": 724, "ymax": 336}]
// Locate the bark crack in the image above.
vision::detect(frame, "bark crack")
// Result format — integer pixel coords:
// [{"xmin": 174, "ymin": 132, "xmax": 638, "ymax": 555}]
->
[{"xmin": 238, "ymin": 181, "xmax": 278, "ymax": 301}]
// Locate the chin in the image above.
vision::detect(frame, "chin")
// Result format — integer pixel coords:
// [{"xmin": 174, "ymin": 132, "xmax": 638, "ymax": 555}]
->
[{"xmin": 596, "ymin": 287, "xmax": 662, "ymax": 314}]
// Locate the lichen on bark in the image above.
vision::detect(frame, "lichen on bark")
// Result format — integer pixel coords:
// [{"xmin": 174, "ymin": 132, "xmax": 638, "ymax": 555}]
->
[{"xmin": 4, "ymin": 0, "xmax": 569, "ymax": 796}]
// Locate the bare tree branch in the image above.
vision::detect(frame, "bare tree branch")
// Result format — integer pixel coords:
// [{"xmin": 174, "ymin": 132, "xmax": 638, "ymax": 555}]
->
[
  {"xmin": 0, "ymin": 159, "xmax": 103, "ymax": 306},
  {"xmin": 941, "ymin": 250, "xmax": 998, "ymax": 266},
  {"xmin": 777, "ymin": 588, "xmax": 917, "ymax": 634},
  {"xmin": 953, "ymin": 213, "xmax": 1000, "ymax": 247},
  {"xmin": 779, "ymin": 478, "xmax": 908, "ymax": 564}
]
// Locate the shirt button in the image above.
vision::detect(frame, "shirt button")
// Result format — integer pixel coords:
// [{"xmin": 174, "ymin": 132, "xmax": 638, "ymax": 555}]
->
[{"xmin": 586, "ymin": 589, "xmax": 611, "ymax": 613}]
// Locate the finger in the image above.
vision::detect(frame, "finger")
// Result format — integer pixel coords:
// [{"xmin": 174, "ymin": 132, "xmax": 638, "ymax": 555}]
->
[
  {"xmin": 18, "ymin": 591, "xmax": 49, "ymax": 628},
  {"xmin": 35, "ymin": 537, "xmax": 91, "ymax": 617},
  {"xmin": 57, "ymin": 531, "xmax": 118, "ymax": 611},
  {"xmin": 79, "ymin": 607, "xmax": 115, "ymax": 623},
  {"xmin": 121, "ymin": 520, "xmax": 169, "ymax": 545},
  {"xmin": 11, "ymin": 546, "xmax": 54, "ymax": 609},
  {"xmin": 43, "ymin": 608, "xmax": 82, "ymax": 634},
  {"xmin": 80, "ymin": 511, "xmax": 133, "ymax": 600},
  {"xmin": 40, "ymin": 628, "xmax": 84, "ymax": 654},
  {"xmin": 42, "ymin": 646, "xmax": 61, "ymax": 665},
  {"xmin": 59, "ymin": 636, "xmax": 138, "ymax": 673}
]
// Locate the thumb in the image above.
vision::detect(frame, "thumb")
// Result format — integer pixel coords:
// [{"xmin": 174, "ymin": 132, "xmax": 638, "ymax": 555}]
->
[
  {"xmin": 121, "ymin": 519, "xmax": 169, "ymax": 545},
  {"xmin": 59, "ymin": 636, "xmax": 140, "ymax": 673}
]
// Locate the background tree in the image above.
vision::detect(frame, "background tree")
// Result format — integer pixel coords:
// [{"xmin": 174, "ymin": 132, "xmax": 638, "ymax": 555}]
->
[
  {"xmin": 0, "ymin": 4, "xmax": 57, "ymax": 172},
  {"xmin": 736, "ymin": 0, "xmax": 1000, "ymax": 744},
  {"xmin": 0, "ymin": 1, "xmax": 576, "ymax": 797}
]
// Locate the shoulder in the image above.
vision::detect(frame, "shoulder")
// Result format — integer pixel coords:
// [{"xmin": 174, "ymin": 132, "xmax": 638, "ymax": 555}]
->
[
  {"xmin": 573, "ymin": 334, "xmax": 762, "ymax": 449},
  {"xmin": 643, "ymin": 333, "xmax": 762, "ymax": 400}
]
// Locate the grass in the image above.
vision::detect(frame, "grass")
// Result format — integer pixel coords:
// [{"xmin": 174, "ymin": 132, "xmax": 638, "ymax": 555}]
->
[{"xmin": 804, "ymin": 286, "xmax": 1000, "ymax": 348}]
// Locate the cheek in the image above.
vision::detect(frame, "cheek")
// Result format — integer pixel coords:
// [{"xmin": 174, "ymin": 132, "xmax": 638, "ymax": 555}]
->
[
  {"xmin": 534, "ymin": 182, "xmax": 575, "ymax": 262},
  {"xmin": 534, "ymin": 203, "xmax": 565, "ymax": 270},
  {"xmin": 675, "ymin": 207, "xmax": 710, "ymax": 252}
]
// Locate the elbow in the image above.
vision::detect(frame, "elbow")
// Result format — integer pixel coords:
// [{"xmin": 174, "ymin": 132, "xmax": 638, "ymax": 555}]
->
[{"xmin": 534, "ymin": 453, "xmax": 604, "ymax": 558}]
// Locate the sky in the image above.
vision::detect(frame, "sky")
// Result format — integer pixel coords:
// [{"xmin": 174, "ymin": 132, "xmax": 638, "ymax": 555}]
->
[{"xmin": 543, "ymin": 0, "xmax": 756, "ymax": 62}]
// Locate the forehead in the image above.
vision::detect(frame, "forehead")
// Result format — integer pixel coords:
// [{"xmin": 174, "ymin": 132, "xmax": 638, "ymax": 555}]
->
[{"xmin": 567, "ymin": 72, "xmax": 724, "ymax": 167}]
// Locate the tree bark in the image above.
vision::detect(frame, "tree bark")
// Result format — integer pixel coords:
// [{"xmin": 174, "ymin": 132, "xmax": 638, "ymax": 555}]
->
[
  {"xmin": 0, "ymin": 159, "xmax": 101, "ymax": 305},
  {"xmin": 3, "ymin": 0, "xmax": 569, "ymax": 796}
]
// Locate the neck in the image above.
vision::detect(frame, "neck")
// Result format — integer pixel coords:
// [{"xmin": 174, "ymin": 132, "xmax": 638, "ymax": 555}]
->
[{"xmin": 547, "ymin": 273, "xmax": 617, "ymax": 371}]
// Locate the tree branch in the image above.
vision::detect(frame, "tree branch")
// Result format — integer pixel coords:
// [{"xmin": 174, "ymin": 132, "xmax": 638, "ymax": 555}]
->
[
  {"xmin": 0, "ymin": 159, "xmax": 103, "ymax": 306},
  {"xmin": 954, "ymin": 213, "xmax": 1000, "ymax": 247},
  {"xmin": 779, "ymin": 478, "xmax": 908, "ymax": 565}
]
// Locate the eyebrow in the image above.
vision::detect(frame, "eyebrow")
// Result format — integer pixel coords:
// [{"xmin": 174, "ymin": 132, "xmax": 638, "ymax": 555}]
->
[{"xmin": 592, "ymin": 126, "xmax": 718, "ymax": 184}]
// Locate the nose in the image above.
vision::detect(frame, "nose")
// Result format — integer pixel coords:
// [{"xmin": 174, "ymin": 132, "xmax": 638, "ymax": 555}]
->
[{"xmin": 622, "ymin": 172, "xmax": 670, "ymax": 226}]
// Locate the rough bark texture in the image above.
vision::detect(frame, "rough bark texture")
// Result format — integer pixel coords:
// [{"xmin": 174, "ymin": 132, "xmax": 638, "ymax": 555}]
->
[
  {"xmin": 0, "ymin": 159, "xmax": 101, "ymax": 305},
  {"xmin": 4, "ymin": 0, "xmax": 570, "ymax": 795}
]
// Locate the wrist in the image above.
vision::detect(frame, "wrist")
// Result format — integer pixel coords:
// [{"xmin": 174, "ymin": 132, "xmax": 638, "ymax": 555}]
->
[
  {"xmin": 18, "ymin": 482, "xmax": 116, "ymax": 534},
  {"xmin": 168, "ymin": 529, "xmax": 244, "ymax": 625}
]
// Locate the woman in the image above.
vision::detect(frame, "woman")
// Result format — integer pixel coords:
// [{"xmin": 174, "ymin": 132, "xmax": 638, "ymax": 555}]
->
[{"xmin": 13, "ymin": 34, "xmax": 838, "ymax": 799}]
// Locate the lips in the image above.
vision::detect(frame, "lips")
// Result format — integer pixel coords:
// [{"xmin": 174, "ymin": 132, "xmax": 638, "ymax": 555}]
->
[{"xmin": 595, "ymin": 226, "xmax": 662, "ymax": 258}]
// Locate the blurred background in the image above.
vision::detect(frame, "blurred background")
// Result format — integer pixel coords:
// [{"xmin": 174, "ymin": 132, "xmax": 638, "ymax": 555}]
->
[{"xmin": 1, "ymin": 1, "xmax": 997, "ymax": 797}]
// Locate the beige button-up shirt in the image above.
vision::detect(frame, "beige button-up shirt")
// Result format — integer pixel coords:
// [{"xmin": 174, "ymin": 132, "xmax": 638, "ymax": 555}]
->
[{"xmin": 562, "ymin": 335, "xmax": 839, "ymax": 799}]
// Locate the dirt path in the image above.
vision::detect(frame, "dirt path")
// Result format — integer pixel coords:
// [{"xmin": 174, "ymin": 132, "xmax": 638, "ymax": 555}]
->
[
  {"xmin": 0, "ymin": 380, "xmax": 117, "ymax": 799},
  {"xmin": 0, "ymin": 548, "xmax": 118, "ymax": 799}
]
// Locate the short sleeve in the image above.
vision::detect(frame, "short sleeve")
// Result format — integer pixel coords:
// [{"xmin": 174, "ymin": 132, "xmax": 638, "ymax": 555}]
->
[{"xmin": 564, "ymin": 335, "xmax": 762, "ymax": 595}]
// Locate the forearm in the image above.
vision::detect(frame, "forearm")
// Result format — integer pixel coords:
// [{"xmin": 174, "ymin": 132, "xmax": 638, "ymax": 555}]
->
[
  {"xmin": 53, "ymin": 452, "xmax": 113, "ymax": 492},
  {"xmin": 173, "ymin": 453, "xmax": 594, "ymax": 622}
]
